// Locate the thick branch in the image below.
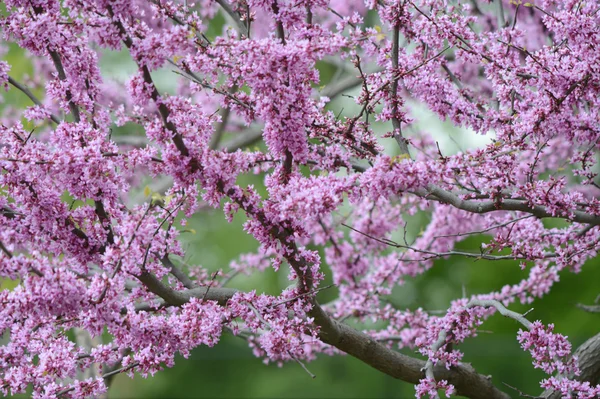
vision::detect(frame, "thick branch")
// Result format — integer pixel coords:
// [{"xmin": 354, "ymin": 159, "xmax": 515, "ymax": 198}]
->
[
  {"xmin": 134, "ymin": 274, "xmax": 509, "ymax": 399},
  {"xmin": 108, "ymin": 6, "xmax": 190, "ymax": 158},
  {"xmin": 94, "ymin": 198, "xmax": 114, "ymax": 246},
  {"xmin": 160, "ymin": 255, "xmax": 197, "ymax": 289},
  {"xmin": 271, "ymin": 0, "xmax": 286, "ymax": 45},
  {"xmin": 215, "ymin": 0, "xmax": 248, "ymax": 34},
  {"xmin": 419, "ymin": 186, "xmax": 600, "ymax": 226},
  {"xmin": 48, "ymin": 50, "xmax": 81, "ymax": 123},
  {"xmin": 308, "ymin": 304, "xmax": 509, "ymax": 399},
  {"xmin": 135, "ymin": 271, "xmax": 237, "ymax": 307}
]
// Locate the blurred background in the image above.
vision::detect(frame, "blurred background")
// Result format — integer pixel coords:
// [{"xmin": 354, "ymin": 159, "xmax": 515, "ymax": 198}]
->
[{"xmin": 2, "ymin": 6, "xmax": 600, "ymax": 399}]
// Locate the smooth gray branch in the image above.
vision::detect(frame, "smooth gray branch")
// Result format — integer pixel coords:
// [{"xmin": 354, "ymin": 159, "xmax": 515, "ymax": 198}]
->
[
  {"xmin": 465, "ymin": 299, "xmax": 533, "ymax": 330},
  {"xmin": 418, "ymin": 185, "xmax": 600, "ymax": 226},
  {"xmin": 215, "ymin": 0, "xmax": 247, "ymax": 34},
  {"xmin": 135, "ymin": 271, "xmax": 238, "ymax": 307}
]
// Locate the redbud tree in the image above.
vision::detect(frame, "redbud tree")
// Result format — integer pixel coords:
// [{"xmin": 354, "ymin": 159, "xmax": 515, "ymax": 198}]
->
[{"xmin": 1, "ymin": 0, "xmax": 600, "ymax": 398}]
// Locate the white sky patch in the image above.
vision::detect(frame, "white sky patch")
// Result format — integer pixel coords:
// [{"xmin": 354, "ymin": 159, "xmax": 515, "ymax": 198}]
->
[{"xmin": 405, "ymin": 100, "xmax": 494, "ymax": 155}]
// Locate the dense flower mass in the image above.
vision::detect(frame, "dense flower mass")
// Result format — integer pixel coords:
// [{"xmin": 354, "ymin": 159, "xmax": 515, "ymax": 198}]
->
[{"xmin": 0, "ymin": 0, "xmax": 599, "ymax": 398}]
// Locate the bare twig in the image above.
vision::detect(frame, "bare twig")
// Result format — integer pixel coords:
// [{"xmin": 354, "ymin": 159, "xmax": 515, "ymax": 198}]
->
[
  {"xmin": 8, "ymin": 77, "xmax": 61, "ymax": 124},
  {"xmin": 390, "ymin": 25, "xmax": 410, "ymax": 156},
  {"xmin": 56, "ymin": 362, "xmax": 139, "ymax": 397},
  {"xmin": 161, "ymin": 255, "xmax": 198, "ymax": 289}
]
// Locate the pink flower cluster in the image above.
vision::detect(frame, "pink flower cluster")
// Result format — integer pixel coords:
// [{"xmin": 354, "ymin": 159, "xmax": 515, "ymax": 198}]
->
[
  {"xmin": 0, "ymin": 0, "xmax": 599, "ymax": 397},
  {"xmin": 415, "ymin": 378, "xmax": 455, "ymax": 399},
  {"xmin": 518, "ymin": 322, "xmax": 578, "ymax": 375}
]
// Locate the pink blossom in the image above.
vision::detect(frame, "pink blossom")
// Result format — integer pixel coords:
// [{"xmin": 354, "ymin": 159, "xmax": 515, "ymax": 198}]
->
[{"xmin": 1, "ymin": 0, "xmax": 600, "ymax": 397}]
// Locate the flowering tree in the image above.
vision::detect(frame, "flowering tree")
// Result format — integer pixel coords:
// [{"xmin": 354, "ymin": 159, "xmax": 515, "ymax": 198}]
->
[{"xmin": 1, "ymin": 0, "xmax": 600, "ymax": 397}]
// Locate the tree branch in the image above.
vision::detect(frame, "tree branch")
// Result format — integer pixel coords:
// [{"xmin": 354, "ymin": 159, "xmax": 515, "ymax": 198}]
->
[
  {"xmin": 108, "ymin": 6, "xmax": 191, "ymax": 159},
  {"xmin": 417, "ymin": 186, "xmax": 600, "ymax": 226},
  {"xmin": 133, "ymin": 274, "xmax": 510, "ymax": 399},
  {"xmin": 422, "ymin": 299, "xmax": 532, "ymax": 399},
  {"xmin": 542, "ymin": 332, "xmax": 600, "ymax": 398},
  {"xmin": 160, "ymin": 255, "xmax": 197, "ymax": 289},
  {"xmin": 48, "ymin": 50, "xmax": 81, "ymax": 123},
  {"xmin": 135, "ymin": 271, "xmax": 238, "ymax": 307},
  {"xmin": 7, "ymin": 77, "xmax": 61, "ymax": 124},
  {"xmin": 465, "ymin": 299, "xmax": 533, "ymax": 329},
  {"xmin": 390, "ymin": 25, "xmax": 410, "ymax": 156},
  {"xmin": 210, "ymin": 103, "xmax": 232, "ymax": 150},
  {"xmin": 215, "ymin": 0, "xmax": 248, "ymax": 34}
]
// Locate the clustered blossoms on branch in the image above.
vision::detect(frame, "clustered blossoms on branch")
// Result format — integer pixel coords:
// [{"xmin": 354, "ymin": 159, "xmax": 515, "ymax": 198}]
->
[{"xmin": 0, "ymin": 0, "xmax": 599, "ymax": 398}]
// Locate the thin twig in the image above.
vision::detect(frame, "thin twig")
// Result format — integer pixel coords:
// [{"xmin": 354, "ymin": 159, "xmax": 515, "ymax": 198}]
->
[
  {"xmin": 8, "ymin": 76, "xmax": 61, "ymax": 124},
  {"xmin": 269, "ymin": 284, "xmax": 335, "ymax": 308},
  {"xmin": 56, "ymin": 362, "xmax": 139, "ymax": 397},
  {"xmin": 289, "ymin": 351, "xmax": 316, "ymax": 379}
]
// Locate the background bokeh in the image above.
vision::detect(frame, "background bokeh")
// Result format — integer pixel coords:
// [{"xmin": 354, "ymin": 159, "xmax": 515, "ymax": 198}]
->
[{"xmin": 2, "ymin": 7, "xmax": 599, "ymax": 399}]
